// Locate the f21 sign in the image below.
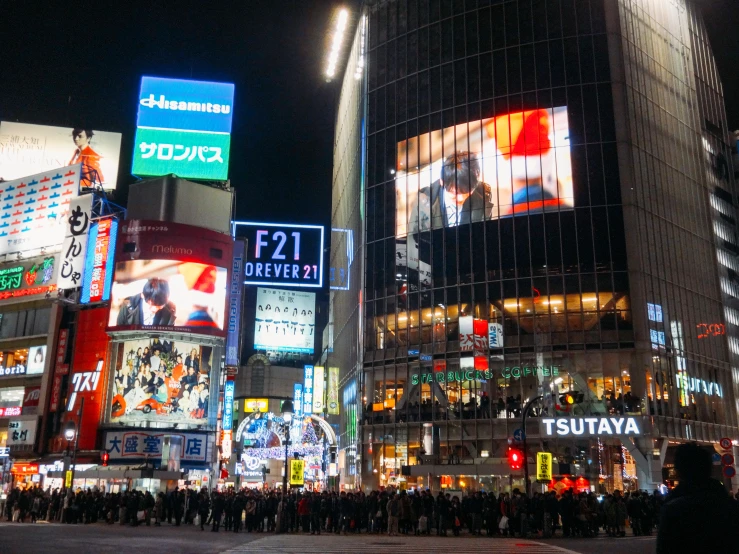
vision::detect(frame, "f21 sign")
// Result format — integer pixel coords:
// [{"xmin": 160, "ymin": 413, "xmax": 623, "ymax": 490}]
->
[{"xmin": 234, "ymin": 222, "xmax": 324, "ymax": 288}]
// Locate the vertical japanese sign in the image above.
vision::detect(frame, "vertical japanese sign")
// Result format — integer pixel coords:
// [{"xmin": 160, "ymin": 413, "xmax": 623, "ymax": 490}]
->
[
  {"xmin": 223, "ymin": 379, "xmax": 235, "ymax": 431},
  {"xmin": 289, "ymin": 459, "xmax": 305, "ymax": 486},
  {"xmin": 312, "ymin": 366, "xmax": 325, "ymax": 413},
  {"xmin": 49, "ymin": 328, "xmax": 69, "ymax": 413},
  {"xmin": 59, "ymin": 194, "xmax": 93, "ymax": 290},
  {"xmin": 536, "ymin": 452, "xmax": 553, "ymax": 481},
  {"xmin": 328, "ymin": 367, "xmax": 339, "ymax": 415},
  {"xmin": 225, "ymin": 239, "xmax": 245, "ymax": 367},
  {"xmin": 303, "ymin": 365, "xmax": 314, "ymax": 416},
  {"xmin": 459, "ymin": 316, "xmax": 474, "ymax": 352},
  {"xmin": 81, "ymin": 217, "xmax": 118, "ymax": 303},
  {"xmin": 293, "ymin": 383, "xmax": 303, "ymax": 419}
]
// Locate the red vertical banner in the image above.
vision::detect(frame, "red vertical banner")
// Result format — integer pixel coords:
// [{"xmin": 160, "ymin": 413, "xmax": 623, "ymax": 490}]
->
[
  {"xmin": 473, "ymin": 318, "xmax": 489, "ymax": 355},
  {"xmin": 49, "ymin": 328, "xmax": 69, "ymax": 413}
]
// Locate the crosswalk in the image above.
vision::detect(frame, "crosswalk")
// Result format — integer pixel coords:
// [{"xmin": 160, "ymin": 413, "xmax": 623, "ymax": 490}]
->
[{"xmin": 221, "ymin": 534, "xmax": 580, "ymax": 553}]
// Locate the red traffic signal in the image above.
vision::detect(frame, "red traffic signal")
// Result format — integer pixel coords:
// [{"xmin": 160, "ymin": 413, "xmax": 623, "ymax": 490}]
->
[
  {"xmin": 101, "ymin": 451, "xmax": 109, "ymax": 467},
  {"xmin": 508, "ymin": 448, "xmax": 524, "ymax": 470}
]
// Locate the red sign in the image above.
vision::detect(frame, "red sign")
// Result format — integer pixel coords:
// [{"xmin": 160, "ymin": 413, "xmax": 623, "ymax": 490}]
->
[
  {"xmin": 55, "ymin": 328, "xmax": 69, "ymax": 375},
  {"xmin": 22, "ymin": 385, "xmax": 41, "ymax": 413},
  {"xmin": 722, "ymin": 454, "xmax": 735, "ymax": 466},
  {"xmin": 723, "ymin": 466, "xmax": 736, "ymax": 479},
  {"xmin": 49, "ymin": 374, "xmax": 63, "ymax": 413},
  {"xmin": 11, "ymin": 463, "xmax": 38, "ymax": 475},
  {"xmin": 720, "ymin": 437, "xmax": 733, "ymax": 450},
  {"xmin": 87, "ymin": 217, "xmax": 114, "ymax": 303},
  {"xmin": 0, "ymin": 406, "xmax": 21, "ymax": 417}
]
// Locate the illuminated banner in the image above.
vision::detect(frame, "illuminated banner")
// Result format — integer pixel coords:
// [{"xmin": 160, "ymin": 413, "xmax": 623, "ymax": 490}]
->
[
  {"xmin": 0, "ymin": 255, "xmax": 56, "ymax": 301},
  {"xmin": 225, "ymin": 239, "xmax": 246, "ymax": 366},
  {"xmin": 254, "ymin": 288, "xmax": 315, "ymax": 353},
  {"xmin": 312, "ymin": 366, "xmax": 325, "ymax": 413},
  {"xmin": 110, "ymin": 338, "xmax": 214, "ymax": 427},
  {"xmin": 327, "ymin": 367, "xmax": 339, "ymax": 415},
  {"xmin": 536, "ymin": 452, "xmax": 553, "ymax": 481},
  {"xmin": 0, "ymin": 164, "xmax": 80, "ymax": 257},
  {"xmin": 0, "ymin": 122, "xmax": 122, "ymax": 189},
  {"xmin": 108, "ymin": 220, "xmax": 232, "ymax": 336},
  {"xmin": 289, "ymin": 459, "xmax": 305, "ymax": 486},
  {"xmin": 103, "ymin": 430, "xmax": 208, "ymax": 462},
  {"xmin": 132, "ymin": 76, "xmax": 235, "ymax": 181},
  {"xmin": 293, "ymin": 384, "xmax": 303, "ymax": 419},
  {"xmin": 81, "ymin": 217, "xmax": 117, "ymax": 303},
  {"xmin": 223, "ymin": 379, "xmax": 235, "ymax": 431},
  {"xmin": 0, "ymin": 345, "xmax": 46, "ymax": 378},
  {"xmin": 58, "ymin": 194, "xmax": 93, "ymax": 290},
  {"xmin": 540, "ymin": 417, "xmax": 641, "ymax": 437},
  {"xmin": 303, "ymin": 365, "xmax": 314, "ymax": 416},
  {"xmin": 412, "ymin": 368, "xmax": 493, "ymax": 385},
  {"xmin": 235, "ymin": 221, "xmax": 324, "ymax": 288},
  {"xmin": 244, "ymin": 398, "xmax": 269, "ymax": 413}
]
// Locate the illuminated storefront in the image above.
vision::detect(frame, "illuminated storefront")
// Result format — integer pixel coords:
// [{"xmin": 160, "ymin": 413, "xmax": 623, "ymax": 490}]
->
[{"xmin": 331, "ymin": 0, "xmax": 739, "ymax": 493}]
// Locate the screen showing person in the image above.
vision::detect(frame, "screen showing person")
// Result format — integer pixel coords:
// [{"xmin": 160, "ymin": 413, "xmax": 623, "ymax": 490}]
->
[
  {"xmin": 396, "ymin": 107, "xmax": 573, "ymax": 237},
  {"xmin": 25, "ymin": 346, "xmax": 47, "ymax": 375},
  {"xmin": 108, "ymin": 260, "xmax": 228, "ymax": 333},
  {"xmin": 110, "ymin": 338, "xmax": 212, "ymax": 424}
]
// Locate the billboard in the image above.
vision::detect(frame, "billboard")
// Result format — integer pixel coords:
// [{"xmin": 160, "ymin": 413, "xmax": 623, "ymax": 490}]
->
[
  {"xmin": 0, "ymin": 345, "xmax": 46, "ymax": 378},
  {"xmin": 396, "ymin": 107, "xmax": 573, "ymax": 284},
  {"xmin": 132, "ymin": 76, "xmax": 235, "ymax": 181},
  {"xmin": 0, "ymin": 255, "xmax": 57, "ymax": 301},
  {"xmin": 0, "ymin": 122, "xmax": 122, "ymax": 189},
  {"xmin": 107, "ymin": 220, "xmax": 232, "ymax": 336},
  {"xmin": 234, "ymin": 221, "xmax": 324, "ymax": 288},
  {"xmin": 109, "ymin": 338, "xmax": 214, "ymax": 426},
  {"xmin": 253, "ymin": 287, "xmax": 315, "ymax": 353},
  {"xmin": 81, "ymin": 217, "xmax": 118, "ymax": 303},
  {"xmin": 103, "ymin": 430, "xmax": 208, "ymax": 463},
  {"xmin": 0, "ymin": 164, "xmax": 81, "ymax": 257}
]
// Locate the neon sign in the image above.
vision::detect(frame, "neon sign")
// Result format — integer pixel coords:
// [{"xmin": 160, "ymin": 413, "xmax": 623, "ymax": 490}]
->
[
  {"xmin": 696, "ymin": 323, "xmax": 725, "ymax": 339},
  {"xmin": 411, "ymin": 369, "xmax": 493, "ymax": 385}
]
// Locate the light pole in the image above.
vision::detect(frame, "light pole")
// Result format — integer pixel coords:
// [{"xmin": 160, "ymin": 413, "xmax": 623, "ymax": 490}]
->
[
  {"xmin": 279, "ymin": 399, "xmax": 294, "ymax": 534},
  {"xmin": 63, "ymin": 396, "xmax": 84, "ymax": 494},
  {"xmin": 522, "ymin": 395, "xmax": 543, "ymax": 497}
]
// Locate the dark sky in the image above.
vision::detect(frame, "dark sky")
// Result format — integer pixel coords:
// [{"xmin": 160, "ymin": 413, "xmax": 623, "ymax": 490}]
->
[{"xmin": 0, "ymin": 0, "xmax": 737, "ymax": 233}]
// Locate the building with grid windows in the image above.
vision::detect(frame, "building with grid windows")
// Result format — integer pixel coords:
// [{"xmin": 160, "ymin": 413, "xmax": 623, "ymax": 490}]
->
[{"xmin": 328, "ymin": 0, "xmax": 739, "ymax": 494}]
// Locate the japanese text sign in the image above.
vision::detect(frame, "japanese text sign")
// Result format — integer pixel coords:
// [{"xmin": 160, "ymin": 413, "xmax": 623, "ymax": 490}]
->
[
  {"xmin": 536, "ymin": 452, "xmax": 553, "ymax": 481},
  {"xmin": 104, "ymin": 430, "xmax": 208, "ymax": 462},
  {"xmin": 290, "ymin": 459, "xmax": 305, "ymax": 486},
  {"xmin": 81, "ymin": 217, "xmax": 117, "ymax": 303},
  {"xmin": 58, "ymin": 194, "xmax": 93, "ymax": 290}
]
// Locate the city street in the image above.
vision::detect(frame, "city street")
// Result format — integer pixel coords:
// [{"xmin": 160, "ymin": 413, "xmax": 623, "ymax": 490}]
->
[{"xmin": 0, "ymin": 522, "xmax": 657, "ymax": 554}]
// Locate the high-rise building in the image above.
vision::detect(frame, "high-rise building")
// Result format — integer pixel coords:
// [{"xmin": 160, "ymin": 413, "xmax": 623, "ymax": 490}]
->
[{"xmin": 330, "ymin": 0, "xmax": 739, "ymax": 493}]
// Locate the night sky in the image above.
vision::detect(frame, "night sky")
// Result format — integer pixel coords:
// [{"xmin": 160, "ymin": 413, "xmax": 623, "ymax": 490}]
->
[{"xmin": 1, "ymin": 0, "xmax": 737, "ymax": 234}]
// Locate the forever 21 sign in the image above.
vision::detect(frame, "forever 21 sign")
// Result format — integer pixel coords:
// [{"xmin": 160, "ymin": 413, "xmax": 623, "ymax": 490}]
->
[{"xmin": 235, "ymin": 221, "xmax": 324, "ymax": 289}]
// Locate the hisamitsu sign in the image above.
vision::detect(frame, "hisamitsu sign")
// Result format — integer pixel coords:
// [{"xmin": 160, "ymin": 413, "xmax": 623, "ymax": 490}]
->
[{"xmin": 541, "ymin": 417, "xmax": 641, "ymax": 437}]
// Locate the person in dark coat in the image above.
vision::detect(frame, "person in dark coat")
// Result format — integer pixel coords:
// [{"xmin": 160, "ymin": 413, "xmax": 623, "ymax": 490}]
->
[
  {"xmin": 211, "ymin": 492, "xmax": 225, "ymax": 532},
  {"xmin": 657, "ymin": 443, "xmax": 739, "ymax": 553}
]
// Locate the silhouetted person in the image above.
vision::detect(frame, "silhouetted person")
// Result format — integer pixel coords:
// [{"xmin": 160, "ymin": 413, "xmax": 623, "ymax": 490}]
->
[{"xmin": 657, "ymin": 443, "xmax": 739, "ymax": 553}]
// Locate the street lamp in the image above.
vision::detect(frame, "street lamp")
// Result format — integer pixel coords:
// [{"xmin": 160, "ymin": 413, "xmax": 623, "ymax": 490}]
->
[{"xmin": 279, "ymin": 399, "xmax": 294, "ymax": 533}]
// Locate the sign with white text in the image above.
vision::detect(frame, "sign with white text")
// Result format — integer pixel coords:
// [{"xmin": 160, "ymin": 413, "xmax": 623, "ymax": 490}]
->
[
  {"xmin": 254, "ymin": 288, "xmax": 315, "ymax": 353},
  {"xmin": 540, "ymin": 417, "xmax": 641, "ymax": 437}
]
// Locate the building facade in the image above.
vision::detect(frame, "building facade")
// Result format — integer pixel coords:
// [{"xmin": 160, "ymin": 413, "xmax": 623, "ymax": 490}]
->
[{"xmin": 333, "ymin": 0, "xmax": 739, "ymax": 494}]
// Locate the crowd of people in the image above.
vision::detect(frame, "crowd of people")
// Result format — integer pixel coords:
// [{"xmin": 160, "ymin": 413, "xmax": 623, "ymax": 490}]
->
[{"xmin": 0, "ymin": 484, "xmax": 668, "ymax": 538}]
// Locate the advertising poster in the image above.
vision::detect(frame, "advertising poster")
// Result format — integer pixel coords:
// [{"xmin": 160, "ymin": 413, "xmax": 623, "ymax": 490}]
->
[
  {"xmin": 132, "ymin": 76, "xmax": 235, "ymax": 181},
  {"xmin": 312, "ymin": 366, "xmax": 325, "ymax": 413},
  {"xmin": 0, "ymin": 164, "xmax": 80, "ymax": 257},
  {"xmin": 107, "ymin": 220, "xmax": 232, "ymax": 336},
  {"xmin": 110, "ymin": 338, "xmax": 213, "ymax": 426},
  {"xmin": 396, "ymin": 107, "xmax": 573, "ymax": 284},
  {"xmin": 253, "ymin": 287, "xmax": 316, "ymax": 353},
  {"xmin": 0, "ymin": 122, "xmax": 122, "ymax": 190},
  {"xmin": 225, "ymin": 239, "xmax": 246, "ymax": 366},
  {"xmin": 327, "ymin": 367, "xmax": 339, "ymax": 415}
]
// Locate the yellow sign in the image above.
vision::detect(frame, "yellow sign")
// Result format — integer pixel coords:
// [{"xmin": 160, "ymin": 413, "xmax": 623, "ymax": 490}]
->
[
  {"xmin": 312, "ymin": 366, "xmax": 325, "ymax": 413},
  {"xmin": 536, "ymin": 452, "xmax": 553, "ymax": 481},
  {"xmin": 65, "ymin": 470, "xmax": 73, "ymax": 488},
  {"xmin": 244, "ymin": 398, "xmax": 269, "ymax": 413},
  {"xmin": 289, "ymin": 459, "xmax": 305, "ymax": 486}
]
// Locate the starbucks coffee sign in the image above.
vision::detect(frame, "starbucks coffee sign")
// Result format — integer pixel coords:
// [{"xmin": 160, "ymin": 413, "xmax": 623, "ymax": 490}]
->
[{"xmin": 541, "ymin": 417, "xmax": 641, "ymax": 437}]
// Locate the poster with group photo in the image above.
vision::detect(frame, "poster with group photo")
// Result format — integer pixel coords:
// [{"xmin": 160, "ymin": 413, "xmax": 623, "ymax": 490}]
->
[
  {"xmin": 110, "ymin": 338, "xmax": 213, "ymax": 425},
  {"xmin": 253, "ymin": 287, "xmax": 316, "ymax": 354}
]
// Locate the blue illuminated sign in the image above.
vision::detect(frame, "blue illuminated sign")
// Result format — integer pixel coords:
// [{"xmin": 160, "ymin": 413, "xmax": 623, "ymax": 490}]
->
[
  {"xmin": 225, "ymin": 239, "xmax": 245, "ymax": 366},
  {"xmin": 234, "ymin": 221, "xmax": 324, "ymax": 288},
  {"xmin": 136, "ymin": 76, "xmax": 235, "ymax": 134},
  {"xmin": 303, "ymin": 365, "xmax": 314, "ymax": 416},
  {"xmin": 294, "ymin": 383, "xmax": 304, "ymax": 419},
  {"xmin": 223, "ymin": 380, "xmax": 235, "ymax": 431},
  {"xmin": 81, "ymin": 218, "xmax": 118, "ymax": 304}
]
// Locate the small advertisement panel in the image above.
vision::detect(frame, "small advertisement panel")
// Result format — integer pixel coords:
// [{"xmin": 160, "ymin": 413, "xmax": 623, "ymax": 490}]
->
[
  {"xmin": 0, "ymin": 122, "xmax": 122, "ymax": 189},
  {"xmin": 132, "ymin": 76, "xmax": 235, "ymax": 181},
  {"xmin": 110, "ymin": 338, "xmax": 213, "ymax": 426},
  {"xmin": 0, "ymin": 164, "xmax": 80, "ymax": 257},
  {"xmin": 107, "ymin": 220, "xmax": 231, "ymax": 336},
  {"xmin": 0, "ymin": 255, "xmax": 57, "ymax": 301},
  {"xmin": 253, "ymin": 288, "xmax": 315, "ymax": 353},
  {"xmin": 0, "ymin": 345, "xmax": 47, "ymax": 378},
  {"xmin": 103, "ymin": 430, "xmax": 208, "ymax": 463},
  {"xmin": 235, "ymin": 221, "xmax": 324, "ymax": 288}
]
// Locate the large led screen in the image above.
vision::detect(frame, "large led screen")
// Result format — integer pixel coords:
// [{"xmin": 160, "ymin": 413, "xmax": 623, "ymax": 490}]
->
[
  {"xmin": 0, "ymin": 122, "xmax": 122, "ymax": 190},
  {"xmin": 396, "ymin": 107, "xmax": 573, "ymax": 235},
  {"xmin": 110, "ymin": 338, "xmax": 213, "ymax": 425},
  {"xmin": 254, "ymin": 287, "xmax": 315, "ymax": 354},
  {"xmin": 108, "ymin": 260, "xmax": 228, "ymax": 334}
]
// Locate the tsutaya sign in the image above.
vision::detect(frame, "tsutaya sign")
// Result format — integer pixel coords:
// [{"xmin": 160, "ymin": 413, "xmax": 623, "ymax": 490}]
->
[
  {"xmin": 676, "ymin": 373, "xmax": 722, "ymax": 397},
  {"xmin": 541, "ymin": 417, "xmax": 641, "ymax": 437},
  {"xmin": 412, "ymin": 369, "xmax": 493, "ymax": 385}
]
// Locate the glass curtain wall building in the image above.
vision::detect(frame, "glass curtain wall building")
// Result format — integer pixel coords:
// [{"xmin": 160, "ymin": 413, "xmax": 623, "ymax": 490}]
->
[{"xmin": 332, "ymin": 0, "xmax": 739, "ymax": 494}]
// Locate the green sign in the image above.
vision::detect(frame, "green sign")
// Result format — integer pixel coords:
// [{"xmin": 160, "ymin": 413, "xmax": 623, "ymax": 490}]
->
[
  {"xmin": 0, "ymin": 266, "xmax": 23, "ymax": 292},
  {"xmin": 131, "ymin": 127, "xmax": 231, "ymax": 180},
  {"xmin": 502, "ymin": 366, "xmax": 560, "ymax": 379},
  {"xmin": 411, "ymin": 369, "xmax": 493, "ymax": 385}
]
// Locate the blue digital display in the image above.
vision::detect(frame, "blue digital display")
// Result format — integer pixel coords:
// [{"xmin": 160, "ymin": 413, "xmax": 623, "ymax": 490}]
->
[
  {"xmin": 223, "ymin": 380, "xmax": 235, "ymax": 431},
  {"xmin": 137, "ymin": 76, "xmax": 235, "ymax": 134}
]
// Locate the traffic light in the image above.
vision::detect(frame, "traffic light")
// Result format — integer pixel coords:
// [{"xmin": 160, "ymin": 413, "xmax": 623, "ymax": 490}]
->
[
  {"xmin": 508, "ymin": 447, "xmax": 524, "ymax": 470},
  {"xmin": 559, "ymin": 391, "xmax": 585, "ymax": 406},
  {"xmin": 101, "ymin": 451, "xmax": 109, "ymax": 467}
]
